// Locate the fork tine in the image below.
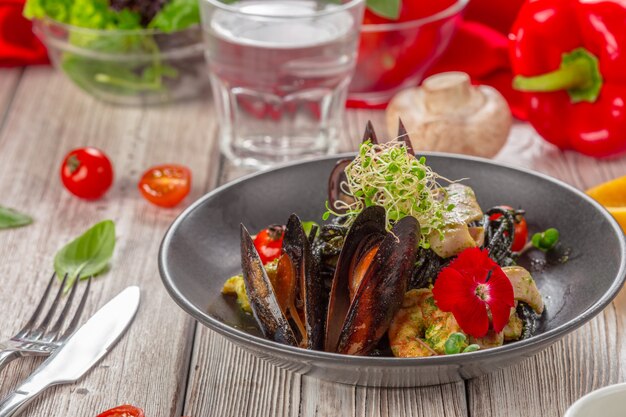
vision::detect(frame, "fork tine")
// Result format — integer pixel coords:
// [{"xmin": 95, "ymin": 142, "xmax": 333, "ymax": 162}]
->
[
  {"xmin": 15, "ymin": 273, "xmax": 57, "ymax": 338},
  {"xmin": 57, "ymin": 277, "xmax": 91, "ymax": 342},
  {"xmin": 27, "ymin": 274, "xmax": 69, "ymax": 340},
  {"xmin": 42, "ymin": 274, "xmax": 81, "ymax": 342}
]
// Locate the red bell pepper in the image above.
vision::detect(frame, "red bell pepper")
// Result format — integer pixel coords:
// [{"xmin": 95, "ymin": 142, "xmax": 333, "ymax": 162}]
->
[{"xmin": 509, "ymin": 0, "xmax": 626, "ymax": 158}]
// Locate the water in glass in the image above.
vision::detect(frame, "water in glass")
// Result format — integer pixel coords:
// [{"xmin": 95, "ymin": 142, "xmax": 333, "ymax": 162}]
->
[{"xmin": 203, "ymin": 0, "xmax": 363, "ymax": 167}]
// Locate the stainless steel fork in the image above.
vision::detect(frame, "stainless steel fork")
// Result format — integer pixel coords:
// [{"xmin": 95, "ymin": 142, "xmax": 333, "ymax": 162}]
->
[{"xmin": 0, "ymin": 273, "xmax": 91, "ymax": 373}]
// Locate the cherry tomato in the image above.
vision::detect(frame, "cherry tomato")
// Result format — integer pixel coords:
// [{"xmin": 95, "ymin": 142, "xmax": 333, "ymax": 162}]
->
[
  {"xmin": 138, "ymin": 164, "xmax": 191, "ymax": 208},
  {"xmin": 253, "ymin": 225, "xmax": 285, "ymax": 264},
  {"xmin": 96, "ymin": 404, "xmax": 144, "ymax": 417},
  {"xmin": 60, "ymin": 147, "xmax": 113, "ymax": 200},
  {"xmin": 490, "ymin": 206, "xmax": 529, "ymax": 252}
]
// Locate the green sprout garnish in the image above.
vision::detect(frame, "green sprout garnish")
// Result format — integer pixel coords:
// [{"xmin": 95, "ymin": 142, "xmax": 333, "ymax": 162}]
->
[
  {"xmin": 324, "ymin": 140, "xmax": 451, "ymax": 248},
  {"xmin": 532, "ymin": 228, "xmax": 560, "ymax": 251}
]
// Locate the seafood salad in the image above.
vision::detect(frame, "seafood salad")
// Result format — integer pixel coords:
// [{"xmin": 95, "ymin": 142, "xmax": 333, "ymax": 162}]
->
[{"xmin": 223, "ymin": 122, "xmax": 558, "ymax": 357}]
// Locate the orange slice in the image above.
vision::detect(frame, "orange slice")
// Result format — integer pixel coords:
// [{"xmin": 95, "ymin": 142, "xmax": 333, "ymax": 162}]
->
[{"xmin": 586, "ymin": 175, "xmax": 626, "ymax": 233}]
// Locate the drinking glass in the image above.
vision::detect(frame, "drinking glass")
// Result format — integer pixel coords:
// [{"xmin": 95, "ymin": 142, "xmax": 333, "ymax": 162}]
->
[{"xmin": 200, "ymin": 0, "xmax": 366, "ymax": 168}]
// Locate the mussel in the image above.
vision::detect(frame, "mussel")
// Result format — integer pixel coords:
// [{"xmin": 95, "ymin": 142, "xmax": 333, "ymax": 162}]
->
[
  {"xmin": 325, "ymin": 206, "xmax": 420, "ymax": 355},
  {"xmin": 241, "ymin": 207, "xmax": 420, "ymax": 356},
  {"xmin": 241, "ymin": 214, "xmax": 325, "ymax": 350}
]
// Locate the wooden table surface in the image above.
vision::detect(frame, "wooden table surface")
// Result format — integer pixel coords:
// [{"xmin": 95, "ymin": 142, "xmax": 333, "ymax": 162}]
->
[{"xmin": 1, "ymin": 67, "xmax": 625, "ymax": 417}]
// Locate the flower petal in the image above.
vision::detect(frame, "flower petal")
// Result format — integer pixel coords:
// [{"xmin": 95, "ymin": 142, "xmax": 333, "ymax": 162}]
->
[
  {"xmin": 451, "ymin": 295, "xmax": 490, "ymax": 338},
  {"xmin": 485, "ymin": 267, "xmax": 515, "ymax": 333},
  {"xmin": 489, "ymin": 300, "xmax": 514, "ymax": 333},
  {"xmin": 447, "ymin": 247, "xmax": 495, "ymax": 284},
  {"xmin": 432, "ymin": 267, "xmax": 475, "ymax": 312}
]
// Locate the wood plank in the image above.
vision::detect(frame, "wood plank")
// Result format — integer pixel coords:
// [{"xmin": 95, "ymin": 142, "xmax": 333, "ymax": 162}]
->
[
  {"xmin": 184, "ymin": 107, "xmax": 468, "ymax": 417},
  {"xmin": 0, "ymin": 66, "xmax": 219, "ymax": 417},
  {"xmin": 0, "ymin": 68, "xmax": 22, "ymax": 134}
]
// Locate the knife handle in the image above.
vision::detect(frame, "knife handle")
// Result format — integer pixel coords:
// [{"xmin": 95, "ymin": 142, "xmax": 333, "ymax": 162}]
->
[{"xmin": 0, "ymin": 390, "xmax": 39, "ymax": 417}]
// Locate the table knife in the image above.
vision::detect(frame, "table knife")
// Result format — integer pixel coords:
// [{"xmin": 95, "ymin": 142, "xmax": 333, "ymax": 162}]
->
[{"xmin": 0, "ymin": 286, "xmax": 140, "ymax": 417}]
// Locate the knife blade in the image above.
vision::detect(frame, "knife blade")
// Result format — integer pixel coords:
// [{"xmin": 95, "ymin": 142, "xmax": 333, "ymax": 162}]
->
[{"xmin": 0, "ymin": 286, "xmax": 140, "ymax": 417}]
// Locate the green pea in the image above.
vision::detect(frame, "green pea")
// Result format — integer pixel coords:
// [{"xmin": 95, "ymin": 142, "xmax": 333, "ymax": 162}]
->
[
  {"xmin": 463, "ymin": 344, "xmax": 480, "ymax": 353},
  {"xmin": 532, "ymin": 228, "xmax": 560, "ymax": 251},
  {"xmin": 444, "ymin": 332, "xmax": 467, "ymax": 355}
]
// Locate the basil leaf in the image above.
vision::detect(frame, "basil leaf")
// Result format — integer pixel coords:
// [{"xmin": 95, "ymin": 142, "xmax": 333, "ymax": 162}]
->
[
  {"xmin": 367, "ymin": 0, "xmax": 401, "ymax": 20},
  {"xmin": 0, "ymin": 206, "xmax": 33, "ymax": 229},
  {"xmin": 54, "ymin": 220, "xmax": 116, "ymax": 289}
]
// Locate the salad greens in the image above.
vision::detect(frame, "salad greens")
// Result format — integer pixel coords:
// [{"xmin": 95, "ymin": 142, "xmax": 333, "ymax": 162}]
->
[
  {"xmin": 54, "ymin": 220, "xmax": 116, "ymax": 290},
  {"xmin": 0, "ymin": 206, "xmax": 33, "ymax": 230},
  {"xmin": 24, "ymin": 0, "xmax": 198, "ymax": 31},
  {"xmin": 149, "ymin": 0, "xmax": 200, "ymax": 32},
  {"xmin": 23, "ymin": 0, "xmax": 200, "ymax": 98}
]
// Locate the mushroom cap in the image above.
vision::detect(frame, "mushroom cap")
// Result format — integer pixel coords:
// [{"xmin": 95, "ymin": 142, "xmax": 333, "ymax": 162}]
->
[{"xmin": 386, "ymin": 72, "xmax": 512, "ymax": 158}]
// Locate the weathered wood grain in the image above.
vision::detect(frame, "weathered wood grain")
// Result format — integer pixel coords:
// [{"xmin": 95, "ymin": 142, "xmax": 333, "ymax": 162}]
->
[
  {"xmin": 0, "ymin": 66, "xmax": 219, "ymax": 417},
  {"xmin": 184, "ymin": 324, "xmax": 468, "ymax": 417},
  {"xmin": 0, "ymin": 69, "xmax": 22, "ymax": 134}
]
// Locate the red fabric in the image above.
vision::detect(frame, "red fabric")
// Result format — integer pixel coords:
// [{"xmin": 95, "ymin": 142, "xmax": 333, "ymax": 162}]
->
[
  {"xmin": 426, "ymin": 0, "xmax": 527, "ymax": 119},
  {"xmin": 0, "ymin": 0, "xmax": 48, "ymax": 67}
]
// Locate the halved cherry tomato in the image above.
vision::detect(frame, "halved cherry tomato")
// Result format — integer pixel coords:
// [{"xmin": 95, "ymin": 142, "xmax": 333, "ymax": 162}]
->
[
  {"xmin": 490, "ymin": 206, "xmax": 528, "ymax": 252},
  {"xmin": 60, "ymin": 147, "xmax": 114, "ymax": 200},
  {"xmin": 253, "ymin": 225, "xmax": 285, "ymax": 264},
  {"xmin": 138, "ymin": 164, "xmax": 191, "ymax": 208},
  {"xmin": 96, "ymin": 404, "xmax": 144, "ymax": 417}
]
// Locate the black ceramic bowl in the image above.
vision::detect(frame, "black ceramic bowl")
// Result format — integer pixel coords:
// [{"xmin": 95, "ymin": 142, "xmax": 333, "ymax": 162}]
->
[{"xmin": 159, "ymin": 154, "xmax": 626, "ymax": 387}]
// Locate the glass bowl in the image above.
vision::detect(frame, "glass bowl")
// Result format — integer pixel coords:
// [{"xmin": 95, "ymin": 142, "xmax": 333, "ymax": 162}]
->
[
  {"xmin": 348, "ymin": 0, "xmax": 469, "ymax": 108},
  {"xmin": 33, "ymin": 18, "xmax": 210, "ymax": 105}
]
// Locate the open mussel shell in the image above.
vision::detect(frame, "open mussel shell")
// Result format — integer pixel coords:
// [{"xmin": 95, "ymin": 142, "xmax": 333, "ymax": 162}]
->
[
  {"xmin": 325, "ymin": 207, "xmax": 421, "ymax": 355},
  {"xmin": 282, "ymin": 214, "xmax": 325, "ymax": 350},
  {"xmin": 325, "ymin": 206, "xmax": 387, "ymax": 352},
  {"xmin": 241, "ymin": 215, "xmax": 325, "ymax": 350},
  {"xmin": 397, "ymin": 118, "xmax": 415, "ymax": 155},
  {"xmin": 240, "ymin": 224, "xmax": 298, "ymax": 346}
]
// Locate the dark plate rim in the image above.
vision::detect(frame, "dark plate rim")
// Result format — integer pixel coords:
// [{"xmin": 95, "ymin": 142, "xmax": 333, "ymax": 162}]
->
[{"xmin": 159, "ymin": 152, "xmax": 626, "ymax": 366}]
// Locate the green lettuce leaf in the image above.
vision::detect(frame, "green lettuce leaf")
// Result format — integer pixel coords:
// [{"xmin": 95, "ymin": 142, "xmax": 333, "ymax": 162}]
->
[
  {"xmin": 23, "ymin": 0, "xmax": 142, "ymax": 29},
  {"xmin": 148, "ymin": 0, "xmax": 200, "ymax": 32}
]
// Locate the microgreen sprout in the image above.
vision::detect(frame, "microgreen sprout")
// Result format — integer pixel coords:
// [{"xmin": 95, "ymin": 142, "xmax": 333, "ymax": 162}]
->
[{"xmin": 324, "ymin": 140, "xmax": 451, "ymax": 247}]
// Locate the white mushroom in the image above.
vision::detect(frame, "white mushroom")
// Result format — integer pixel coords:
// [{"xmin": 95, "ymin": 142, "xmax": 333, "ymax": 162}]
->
[{"xmin": 386, "ymin": 72, "xmax": 512, "ymax": 158}]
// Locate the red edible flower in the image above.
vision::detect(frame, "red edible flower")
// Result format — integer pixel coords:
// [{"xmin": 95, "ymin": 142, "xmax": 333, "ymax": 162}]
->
[{"xmin": 432, "ymin": 247, "xmax": 514, "ymax": 338}]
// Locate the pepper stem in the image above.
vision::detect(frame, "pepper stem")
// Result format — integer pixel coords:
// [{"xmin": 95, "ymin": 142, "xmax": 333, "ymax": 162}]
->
[{"xmin": 513, "ymin": 47, "xmax": 603, "ymax": 103}]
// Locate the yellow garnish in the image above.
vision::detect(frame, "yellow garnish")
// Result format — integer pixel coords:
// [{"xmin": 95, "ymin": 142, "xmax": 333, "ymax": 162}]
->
[
  {"xmin": 586, "ymin": 175, "xmax": 626, "ymax": 233},
  {"xmin": 222, "ymin": 275, "xmax": 252, "ymax": 313}
]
